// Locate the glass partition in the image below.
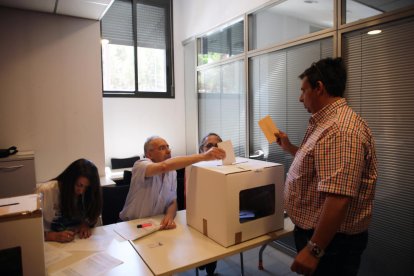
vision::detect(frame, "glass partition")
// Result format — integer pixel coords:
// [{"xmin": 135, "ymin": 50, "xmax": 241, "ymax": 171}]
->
[
  {"xmin": 197, "ymin": 19, "xmax": 244, "ymax": 66},
  {"xmin": 344, "ymin": 0, "xmax": 414, "ymax": 24},
  {"xmin": 249, "ymin": 0, "xmax": 333, "ymax": 50},
  {"xmin": 249, "ymin": 38, "xmax": 333, "ymax": 172},
  {"xmin": 198, "ymin": 60, "xmax": 246, "ymax": 157}
]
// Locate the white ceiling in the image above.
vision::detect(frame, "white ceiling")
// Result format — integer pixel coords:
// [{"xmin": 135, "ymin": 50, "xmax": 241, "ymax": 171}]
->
[
  {"xmin": 0, "ymin": 0, "xmax": 114, "ymax": 20},
  {"xmin": 1, "ymin": 0, "xmax": 412, "ymax": 23}
]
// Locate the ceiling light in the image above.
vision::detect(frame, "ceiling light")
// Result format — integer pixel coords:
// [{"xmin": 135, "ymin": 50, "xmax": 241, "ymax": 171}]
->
[{"xmin": 367, "ymin": 30, "xmax": 382, "ymax": 35}]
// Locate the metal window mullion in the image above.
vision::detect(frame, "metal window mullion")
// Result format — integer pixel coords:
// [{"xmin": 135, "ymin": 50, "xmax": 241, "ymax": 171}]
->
[
  {"xmin": 169, "ymin": 0, "xmax": 174, "ymax": 97},
  {"xmin": 228, "ymin": 27, "xmax": 232, "ymax": 56},
  {"xmin": 219, "ymin": 64, "xmax": 223, "ymax": 134},
  {"xmin": 244, "ymin": 13, "xmax": 250, "ymax": 158},
  {"xmin": 132, "ymin": 0, "xmax": 138, "ymax": 94}
]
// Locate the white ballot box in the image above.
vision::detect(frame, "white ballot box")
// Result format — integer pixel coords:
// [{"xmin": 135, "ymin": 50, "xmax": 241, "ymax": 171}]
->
[
  {"xmin": 0, "ymin": 194, "xmax": 45, "ymax": 276},
  {"xmin": 186, "ymin": 157, "xmax": 284, "ymax": 247}
]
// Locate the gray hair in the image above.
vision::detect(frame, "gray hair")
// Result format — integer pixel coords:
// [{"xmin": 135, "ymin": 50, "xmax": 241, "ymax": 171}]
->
[
  {"xmin": 199, "ymin": 133, "xmax": 222, "ymax": 153},
  {"xmin": 144, "ymin": 136, "xmax": 161, "ymax": 156}
]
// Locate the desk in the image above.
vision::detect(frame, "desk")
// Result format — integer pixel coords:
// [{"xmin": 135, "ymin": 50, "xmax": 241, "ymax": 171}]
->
[
  {"xmin": 100, "ymin": 176, "xmax": 115, "ymax": 186},
  {"xmin": 108, "ymin": 168, "xmax": 132, "ymax": 182},
  {"xmin": 45, "ymin": 223, "xmax": 153, "ymax": 276},
  {"xmin": 130, "ymin": 210, "xmax": 294, "ymax": 276},
  {"xmin": 99, "ymin": 167, "xmax": 132, "ymax": 186}
]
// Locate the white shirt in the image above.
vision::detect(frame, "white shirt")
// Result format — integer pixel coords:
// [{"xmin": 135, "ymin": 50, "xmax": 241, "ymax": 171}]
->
[
  {"xmin": 36, "ymin": 180, "xmax": 60, "ymax": 231},
  {"xmin": 119, "ymin": 159, "xmax": 177, "ymax": 221}
]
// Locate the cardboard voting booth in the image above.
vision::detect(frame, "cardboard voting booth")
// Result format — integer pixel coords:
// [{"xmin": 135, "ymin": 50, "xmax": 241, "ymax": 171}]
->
[
  {"xmin": 0, "ymin": 194, "xmax": 45, "ymax": 276},
  {"xmin": 186, "ymin": 157, "xmax": 284, "ymax": 247}
]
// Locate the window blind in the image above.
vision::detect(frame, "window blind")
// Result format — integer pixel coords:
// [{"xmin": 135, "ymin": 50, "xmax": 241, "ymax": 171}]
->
[
  {"xmin": 102, "ymin": 0, "xmax": 170, "ymax": 49},
  {"xmin": 342, "ymin": 17, "xmax": 414, "ymax": 276},
  {"xmin": 249, "ymin": 38, "xmax": 333, "ymax": 172},
  {"xmin": 198, "ymin": 21, "xmax": 244, "ymax": 66},
  {"xmin": 198, "ymin": 60, "xmax": 246, "ymax": 156},
  {"xmin": 136, "ymin": 1, "xmax": 169, "ymax": 49},
  {"xmin": 101, "ymin": 0, "xmax": 133, "ymax": 46}
]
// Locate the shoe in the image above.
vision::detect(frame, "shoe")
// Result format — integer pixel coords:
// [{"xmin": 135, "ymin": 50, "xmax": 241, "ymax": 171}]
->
[{"xmin": 206, "ymin": 261, "xmax": 217, "ymax": 275}]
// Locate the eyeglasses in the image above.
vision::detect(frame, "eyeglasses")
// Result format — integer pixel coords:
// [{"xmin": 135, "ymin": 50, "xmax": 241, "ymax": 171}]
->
[
  {"xmin": 156, "ymin": 145, "xmax": 171, "ymax": 151},
  {"xmin": 150, "ymin": 145, "xmax": 171, "ymax": 151},
  {"xmin": 204, "ymin": 143, "xmax": 218, "ymax": 149}
]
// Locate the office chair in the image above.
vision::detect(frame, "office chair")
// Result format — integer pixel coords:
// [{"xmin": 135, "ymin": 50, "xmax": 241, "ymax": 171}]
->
[
  {"xmin": 176, "ymin": 168, "xmax": 185, "ymax": 210},
  {"xmin": 110, "ymin": 156, "xmax": 140, "ymax": 169},
  {"xmin": 120, "ymin": 170, "xmax": 132, "ymax": 186},
  {"xmin": 101, "ymin": 185, "xmax": 130, "ymax": 225}
]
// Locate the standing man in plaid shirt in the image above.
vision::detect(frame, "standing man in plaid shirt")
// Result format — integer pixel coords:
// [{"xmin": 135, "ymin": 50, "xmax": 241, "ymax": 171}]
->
[{"xmin": 276, "ymin": 57, "xmax": 377, "ymax": 276}]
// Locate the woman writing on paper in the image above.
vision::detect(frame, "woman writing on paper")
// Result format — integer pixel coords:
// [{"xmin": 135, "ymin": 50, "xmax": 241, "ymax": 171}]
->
[{"xmin": 37, "ymin": 159, "xmax": 102, "ymax": 243}]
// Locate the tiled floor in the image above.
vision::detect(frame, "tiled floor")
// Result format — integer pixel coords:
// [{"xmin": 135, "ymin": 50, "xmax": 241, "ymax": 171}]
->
[{"xmin": 175, "ymin": 245, "xmax": 298, "ymax": 276}]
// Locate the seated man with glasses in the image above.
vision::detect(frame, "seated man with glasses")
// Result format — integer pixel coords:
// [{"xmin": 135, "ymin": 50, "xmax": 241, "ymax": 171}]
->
[
  {"xmin": 120, "ymin": 135, "xmax": 225, "ymax": 230},
  {"xmin": 199, "ymin": 132, "xmax": 222, "ymax": 153}
]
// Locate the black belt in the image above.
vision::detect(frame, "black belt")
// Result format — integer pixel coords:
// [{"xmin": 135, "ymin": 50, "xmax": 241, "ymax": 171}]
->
[{"xmin": 294, "ymin": 225, "xmax": 368, "ymax": 239}]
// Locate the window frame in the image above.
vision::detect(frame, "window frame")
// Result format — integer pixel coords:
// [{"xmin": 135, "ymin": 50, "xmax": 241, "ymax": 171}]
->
[{"xmin": 101, "ymin": 0, "xmax": 174, "ymax": 98}]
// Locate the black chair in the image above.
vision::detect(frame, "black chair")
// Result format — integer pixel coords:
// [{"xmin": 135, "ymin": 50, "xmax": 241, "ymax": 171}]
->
[
  {"xmin": 176, "ymin": 168, "xmax": 185, "ymax": 210},
  {"xmin": 102, "ymin": 185, "xmax": 130, "ymax": 225},
  {"xmin": 121, "ymin": 170, "xmax": 132, "ymax": 186},
  {"xmin": 110, "ymin": 156, "xmax": 140, "ymax": 169}
]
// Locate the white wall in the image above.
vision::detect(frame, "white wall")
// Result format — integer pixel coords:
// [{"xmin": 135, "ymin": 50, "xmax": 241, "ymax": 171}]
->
[
  {"xmin": 102, "ymin": 97, "xmax": 186, "ymax": 163},
  {"xmin": 0, "ymin": 8, "xmax": 105, "ymax": 182}
]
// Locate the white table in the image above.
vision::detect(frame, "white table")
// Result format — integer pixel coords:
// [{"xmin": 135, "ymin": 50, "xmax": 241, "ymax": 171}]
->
[
  {"xmin": 45, "ymin": 223, "xmax": 153, "ymax": 276},
  {"xmin": 100, "ymin": 176, "xmax": 116, "ymax": 186},
  {"xmin": 129, "ymin": 210, "xmax": 294, "ymax": 276},
  {"xmin": 107, "ymin": 167, "xmax": 132, "ymax": 181},
  {"xmin": 99, "ymin": 167, "xmax": 133, "ymax": 186}
]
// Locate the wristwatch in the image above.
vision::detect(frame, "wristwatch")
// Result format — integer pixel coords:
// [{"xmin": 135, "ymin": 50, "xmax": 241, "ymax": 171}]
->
[{"xmin": 307, "ymin": 240, "xmax": 325, "ymax": 258}]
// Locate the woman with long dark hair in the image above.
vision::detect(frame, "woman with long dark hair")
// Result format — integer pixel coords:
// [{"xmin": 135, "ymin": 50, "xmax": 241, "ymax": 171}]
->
[{"xmin": 37, "ymin": 158, "xmax": 102, "ymax": 243}]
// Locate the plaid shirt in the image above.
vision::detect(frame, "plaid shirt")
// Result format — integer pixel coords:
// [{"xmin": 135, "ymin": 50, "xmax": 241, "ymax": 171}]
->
[{"xmin": 284, "ymin": 98, "xmax": 377, "ymax": 234}]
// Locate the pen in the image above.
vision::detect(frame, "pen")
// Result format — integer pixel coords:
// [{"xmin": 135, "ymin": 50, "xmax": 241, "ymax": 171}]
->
[
  {"xmin": 137, "ymin": 223, "xmax": 152, "ymax": 228},
  {"xmin": 0, "ymin": 202, "xmax": 19, "ymax": 208}
]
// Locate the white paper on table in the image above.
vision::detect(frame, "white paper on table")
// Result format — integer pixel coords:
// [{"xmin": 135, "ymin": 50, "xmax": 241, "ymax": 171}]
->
[
  {"xmin": 0, "ymin": 194, "xmax": 38, "ymax": 216},
  {"xmin": 218, "ymin": 140, "xmax": 236, "ymax": 165},
  {"xmin": 44, "ymin": 243, "xmax": 72, "ymax": 266},
  {"xmin": 258, "ymin": 115, "xmax": 280, "ymax": 144},
  {"xmin": 51, "ymin": 252, "xmax": 123, "ymax": 276},
  {"xmin": 60, "ymin": 234, "xmax": 113, "ymax": 252},
  {"xmin": 114, "ymin": 218, "xmax": 160, "ymax": 241}
]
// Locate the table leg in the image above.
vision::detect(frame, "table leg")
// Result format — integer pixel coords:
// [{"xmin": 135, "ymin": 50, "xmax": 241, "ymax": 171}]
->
[
  {"xmin": 258, "ymin": 243, "xmax": 268, "ymax": 270},
  {"xmin": 239, "ymin": 252, "xmax": 244, "ymax": 276}
]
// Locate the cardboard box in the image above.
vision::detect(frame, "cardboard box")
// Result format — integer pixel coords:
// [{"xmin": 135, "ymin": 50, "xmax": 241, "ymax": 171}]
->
[
  {"xmin": 0, "ymin": 194, "xmax": 45, "ymax": 276},
  {"xmin": 186, "ymin": 157, "xmax": 284, "ymax": 247}
]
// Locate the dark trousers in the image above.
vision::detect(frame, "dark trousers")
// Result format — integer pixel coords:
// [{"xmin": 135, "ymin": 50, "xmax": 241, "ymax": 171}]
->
[
  {"xmin": 294, "ymin": 226, "xmax": 368, "ymax": 276},
  {"xmin": 198, "ymin": 261, "xmax": 217, "ymax": 275}
]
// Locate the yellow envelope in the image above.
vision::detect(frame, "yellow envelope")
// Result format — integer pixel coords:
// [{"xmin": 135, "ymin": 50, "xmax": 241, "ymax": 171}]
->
[{"xmin": 258, "ymin": 115, "xmax": 280, "ymax": 144}]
